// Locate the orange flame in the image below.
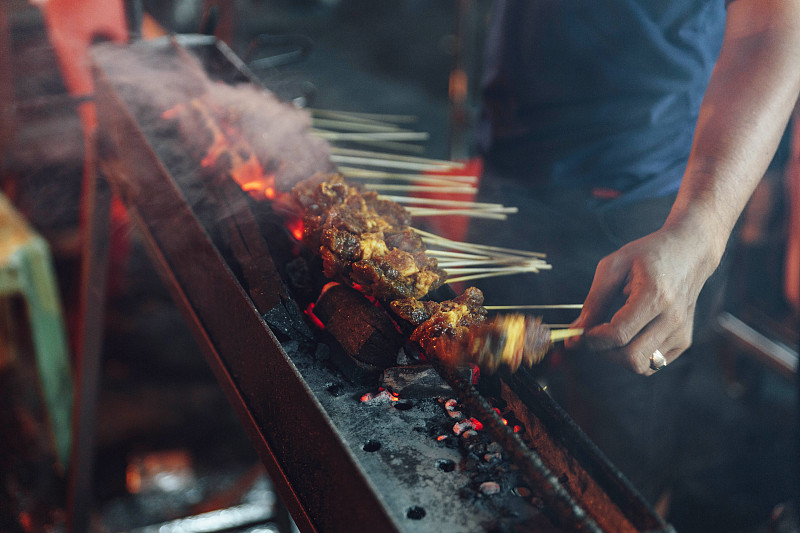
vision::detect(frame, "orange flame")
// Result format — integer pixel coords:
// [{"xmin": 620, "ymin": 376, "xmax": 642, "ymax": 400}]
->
[{"xmin": 161, "ymin": 98, "xmax": 280, "ymax": 203}]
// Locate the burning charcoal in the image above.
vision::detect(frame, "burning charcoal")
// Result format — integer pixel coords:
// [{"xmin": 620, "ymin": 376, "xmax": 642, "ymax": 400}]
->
[
  {"xmin": 453, "ymin": 420, "xmax": 474, "ymax": 436},
  {"xmin": 461, "ymin": 430, "xmax": 478, "ymax": 439},
  {"xmin": 480, "ymin": 481, "xmax": 501, "ymax": 495},
  {"xmin": 445, "ymin": 399, "xmax": 458, "ymax": 411},
  {"xmin": 447, "ymin": 410, "xmax": 464, "ymax": 420},
  {"xmin": 313, "ymin": 284, "xmax": 402, "ymax": 382},
  {"xmin": 380, "ymin": 365, "xmax": 450, "ymax": 399},
  {"xmin": 513, "ymin": 486, "xmax": 532, "ymax": 498},
  {"xmin": 285, "ymin": 256, "xmax": 314, "ymax": 303},
  {"xmin": 360, "ymin": 389, "xmax": 399, "ymax": 404},
  {"xmin": 484, "ymin": 452, "xmax": 503, "ymax": 463}
]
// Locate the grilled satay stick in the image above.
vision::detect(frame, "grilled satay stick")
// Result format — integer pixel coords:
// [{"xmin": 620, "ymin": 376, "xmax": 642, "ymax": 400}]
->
[{"xmin": 439, "ymin": 314, "xmax": 583, "ymax": 373}]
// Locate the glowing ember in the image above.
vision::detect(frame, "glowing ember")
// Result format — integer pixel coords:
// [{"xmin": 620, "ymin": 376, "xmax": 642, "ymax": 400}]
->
[
  {"xmin": 304, "ymin": 304, "xmax": 325, "ymax": 330},
  {"xmin": 468, "ymin": 417, "xmax": 484, "ymax": 431},
  {"xmin": 453, "ymin": 420, "xmax": 474, "ymax": 435},
  {"xmin": 513, "ymin": 425, "xmax": 522, "ymax": 433},
  {"xmin": 161, "ymin": 98, "xmax": 281, "ymax": 203},
  {"xmin": 360, "ymin": 389, "xmax": 399, "ymax": 404},
  {"xmin": 287, "ymin": 219, "xmax": 304, "ymax": 241},
  {"xmin": 444, "ymin": 399, "xmax": 458, "ymax": 411},
  {"xmin": 436, "ymin": 435, "xmax": 448, "ymax": 442},
  {"xmin": 480, "ymin": 481, "xmax": 501, "ymax": 495}
]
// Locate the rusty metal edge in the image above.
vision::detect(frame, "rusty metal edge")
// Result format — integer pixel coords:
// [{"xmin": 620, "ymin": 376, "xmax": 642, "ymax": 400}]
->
[{"xmin": 91, "ymin": 47, "xmax": 402, "ymax": 533}]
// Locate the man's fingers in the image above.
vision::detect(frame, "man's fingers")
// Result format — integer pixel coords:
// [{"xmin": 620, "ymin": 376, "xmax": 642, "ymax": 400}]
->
[
  {"xmin": 596, "ymin": 313, "xmax": 693, "ymax": 375},
  {"xmin": 571, "ymin": 255, "xmax": 629, "ymax": 331},
  {"xmin": 579, "ymin": 290, "xmax": 662, "ymax": 352}
]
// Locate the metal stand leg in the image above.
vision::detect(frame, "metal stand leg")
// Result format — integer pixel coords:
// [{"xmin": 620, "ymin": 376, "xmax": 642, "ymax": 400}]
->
[{"xmin": 67, "ymin": 151, "xmax": 112, "ymax": 533}]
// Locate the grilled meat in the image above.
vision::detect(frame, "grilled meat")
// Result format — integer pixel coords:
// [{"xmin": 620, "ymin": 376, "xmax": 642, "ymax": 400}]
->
[
  {"xmin": 391, "ymin": 286, "xmax": 488, "ymax": 355},
  {"xmin": 292, "ymin": 173, "xmax": 446, "ymax": 300},
  {"xmin": 393, "ymin": 288, "xmax": 551, "ymax": 373}
]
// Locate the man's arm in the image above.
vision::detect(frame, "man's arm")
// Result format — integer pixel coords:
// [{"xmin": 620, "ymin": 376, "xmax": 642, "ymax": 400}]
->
[{"xmin": 566, "ymin": 0, "xmax": 800, "ymax": 374}]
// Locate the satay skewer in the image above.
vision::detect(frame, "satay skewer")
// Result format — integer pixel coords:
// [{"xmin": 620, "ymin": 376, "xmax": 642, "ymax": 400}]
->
[
  {"xmin": 485, "ymin": 304, "xmax": 583, "ymax": 310},
  {"xmin": 329, "ymin": 147, "xmax": 464, "ymax": 168}
]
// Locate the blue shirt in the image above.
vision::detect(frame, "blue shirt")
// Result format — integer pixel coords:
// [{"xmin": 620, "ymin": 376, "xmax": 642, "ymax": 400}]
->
[{"xmin": 477, "ymin": 0, "xmax": 726, "ymax": 206}]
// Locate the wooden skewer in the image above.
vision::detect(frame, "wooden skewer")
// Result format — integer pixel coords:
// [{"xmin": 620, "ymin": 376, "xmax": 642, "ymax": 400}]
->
[
  {"xmin": 362, "ymin": 184, "xmax": 476, "ymax": 194},
  {"xmin": 313, "ymin": 129, "xmax": 430, "ymax": 142},
  {"xmin": 437, "ymin": 258, "xmax": 549, "ymax": 268},
  {"xmin": 550, "ymin": 328, "xmax": 584, "ymax": 342},
  {"xmin": 341, "ymin": 169, "xmax": 474, "ymax": 187},
  {"xmin": 331, "ymin": 155, "xmax": 459, "ymax": 172},
  {"xmin": 309, "ymin": 108, "xmax": 419, "ymax": 124},
  {"xmin": 445, "ymin": 268, "xmax": 550, "ymax": 284},
  {"xmin": 414, "ymin": 228, "xmax": 548, "ymax": 259},
  {"xmin": 312, "ymin": 118, "xmax": 408, "ymax": 133},
  {"xmin": 344, "ymin": 169, "xmax": 477, "ymax": 184},
  {"xmin": 425, "ymin": 250, "xmax": 492, "ymax": 259},
  {"xmin": 381, "ymin": 196, "xmax": 496, "ymax": 207},
  {"xmin": 335, "ymin": 139, "xmax": 427, "ymax": 154},
  {"xmin": 330, "ymin": 147, "xmax": 465, "ymax": 168},
  {"xmin": 444, "ymin": 265, "xmax": 545, "ymax": 275},
  {"xmin": 409, "ymin": 206, "xmax": 518, "ymax": 215},
  {"xmin": 485, "ymin": 304, "xmax": 583, "ymax": 310},
  {"xmin": 409, "ymin": 210, "xmax": 508, "ymax": 220}
]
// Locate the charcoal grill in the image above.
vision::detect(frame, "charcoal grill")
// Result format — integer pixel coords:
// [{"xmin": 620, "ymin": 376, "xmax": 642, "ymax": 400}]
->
[{"xmin": 80, "ymin": 35, "xmax": 677, "ymax": 533}]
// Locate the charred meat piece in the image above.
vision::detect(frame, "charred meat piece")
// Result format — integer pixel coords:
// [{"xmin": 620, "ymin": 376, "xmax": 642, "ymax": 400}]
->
[
  {"xmin": 391, "ymin": 287, "xmax": 487, "ymax": 355},
  {"xmin": 441, "ymin": 313, "xmax": 552, "ymax": 373},
  {"xmin": 467, "ymin": 314, "xmax": 551, "ymax": 372},
  {"xmin": 292, "ymin": 173, "xmax": 446, "ymax": 301},
  {"xmin": 350, "ymin": 248, "xmax": 446, "ymax": 300}
]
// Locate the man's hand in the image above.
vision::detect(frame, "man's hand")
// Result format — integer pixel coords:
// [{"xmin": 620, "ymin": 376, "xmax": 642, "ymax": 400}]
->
[
  {"xmin": 566, "ymin": 0, "xmax": 800, "ymax": 375},
  {"xmin": 565, "ymin": 223, "xmax": 722, "ymax": 374}
]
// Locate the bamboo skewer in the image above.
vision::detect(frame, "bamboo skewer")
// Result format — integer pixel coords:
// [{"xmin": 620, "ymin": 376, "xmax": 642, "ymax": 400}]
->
[
  {"xmin": 343, "ymin": 169, "xmax": 477, "ymax": 185},
  {"xmin": 445, "ymin": 267, "xmax": 551, "ymax": 284},
  {"xmin": 309, "ymin": 108, "xmax": 419, "ymax": 125},
  {"xmin": 312, "ymin": 118, "xmax": 409, "ymax": 133},
  {"xmin": 414, "ymin": 228, "xmax": 548, "ymax": 259},
  {"xmin": 485, "ymin": 304, "xmax": 583, "ymax": 310},
  {"xmin": 550, "ymin": 328, "xmax": 584, "ymax": 342},
  {"xmin": 444, "ymin": 265, "xmax": 547, "ymax": 275},
  {"xmin": 362, "ymin": 184, "xmax": 476, "ymax": 194},
  {"xmin": 406, "ymin": 208, "xmax": 514, "ymax": 220},
  {"xmin": 330, "ymin": 147, "xmax": 465, "ymax": 168},
  {"xmin": 382, "ymin": 196, "xmax": 500, "ymax": 207},
  {"xmin": 331, "ymin": 155, "xmax": 460, "ymax": 172},
  {"xmin": 336, "ymin": 140, "xmax": 427, "ymax": 154},
  {"xmin": 341, "ymin": 170, "xmax": 475, "ymax": 187},
  {"xmin": 313, "ymin": 129, "xmax": 430, "ymax": 142}
]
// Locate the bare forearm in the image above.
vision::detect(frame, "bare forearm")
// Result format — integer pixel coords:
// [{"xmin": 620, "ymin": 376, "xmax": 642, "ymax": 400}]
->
[{"xmin": 665, "ymin": 0, "xmax": 800, "ymax": 266}]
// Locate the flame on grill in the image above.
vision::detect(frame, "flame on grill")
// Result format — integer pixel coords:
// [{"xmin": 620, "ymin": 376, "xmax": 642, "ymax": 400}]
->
[
  {"xmin": 161, "ymin": 96, "xmax": 310, "ymax": 243},
  {"xmin": 161, "ymin": 98, "xmax": 279, "ymax": 202}
]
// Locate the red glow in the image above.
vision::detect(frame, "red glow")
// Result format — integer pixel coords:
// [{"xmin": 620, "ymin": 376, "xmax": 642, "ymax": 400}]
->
[
  {"xmin": 513, "ymin": 425, "xmax": 522, "ymax": 433},
  {"xmin": 287, "ymin": 219, "xmax": 304, "ymax": 241},
  {"xmin": 469, "ymin": 417, "xmax": 484, "ymax": 431},
  {"xmin": 161, "ymin": 98, "xmax": 282, "ymax": 203},
  {"xmin": 304, "ymin": 304, "xmax": 325, "ymax": 330},
  {"xmin": 437, "ymin": 435, "xmax": 448, "ymax": 441}
]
